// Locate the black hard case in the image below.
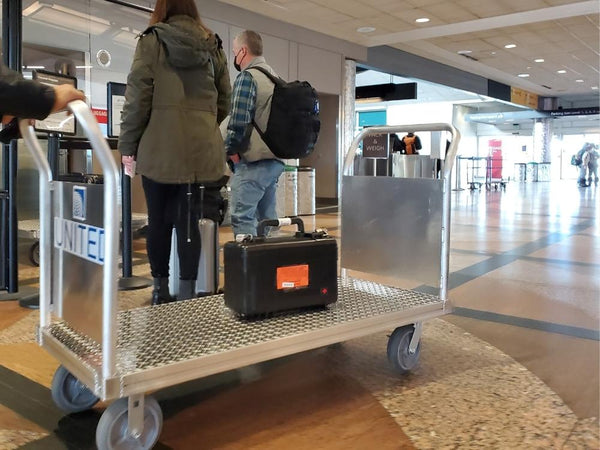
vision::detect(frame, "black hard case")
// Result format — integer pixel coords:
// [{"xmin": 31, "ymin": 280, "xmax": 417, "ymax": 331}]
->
[{"xmin": 224, "ymin": 218, "xmax": 337, "ymax": 316}]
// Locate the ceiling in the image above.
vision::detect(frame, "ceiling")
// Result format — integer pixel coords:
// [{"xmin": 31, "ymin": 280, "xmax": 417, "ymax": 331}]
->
[{"xmin": 218, "ymin": 0, "xmax": 600, "ymax": 104}]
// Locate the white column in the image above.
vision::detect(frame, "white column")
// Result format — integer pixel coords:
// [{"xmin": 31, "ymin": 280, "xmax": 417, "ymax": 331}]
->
[
  {"xmin": 339, "ymin": 59, "xmax": 356, "ymax": 188},
  {"xmin": 533, "ymin": 118, "xmax": 553, "ymax": 163}
]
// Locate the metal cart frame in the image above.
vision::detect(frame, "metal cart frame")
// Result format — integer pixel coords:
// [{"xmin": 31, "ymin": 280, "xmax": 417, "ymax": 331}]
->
[{"xmin": 22, "ymin": 106, "xmax": 460, "ymax": 449}]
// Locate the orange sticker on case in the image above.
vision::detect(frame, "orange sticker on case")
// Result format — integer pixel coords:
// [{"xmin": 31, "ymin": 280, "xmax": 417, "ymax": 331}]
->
[{"xmin": 276, "ymin": 264, "xmax": 309, "ymax": 290}]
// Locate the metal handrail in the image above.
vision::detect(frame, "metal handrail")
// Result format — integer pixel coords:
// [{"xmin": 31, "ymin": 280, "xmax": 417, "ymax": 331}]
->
[
  {"xmin": 341, "ymin": 123, "xmax": 461, "ymax": 303},
  {"xmin": 20, "ymin": 100, "xmax": 120, "ymax": 380}
]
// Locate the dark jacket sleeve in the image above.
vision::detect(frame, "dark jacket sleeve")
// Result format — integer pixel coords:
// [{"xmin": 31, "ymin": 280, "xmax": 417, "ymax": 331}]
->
[
  {"xmin": 118, "ymin": 34, "xmax": 156, "ymax": 157},
  {"xmin": 0, "ymin": 63, "xmax": 55, "ymax": 120},
  {"xmin": 213, "ymin": 46, "xmax": 231, "ymax": 125}
]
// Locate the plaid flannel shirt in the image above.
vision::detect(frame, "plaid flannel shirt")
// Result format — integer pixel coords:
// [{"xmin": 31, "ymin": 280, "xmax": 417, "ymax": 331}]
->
[{"xmin": 225, "ymin": 71, "xmax": 257, "ymax": 155}]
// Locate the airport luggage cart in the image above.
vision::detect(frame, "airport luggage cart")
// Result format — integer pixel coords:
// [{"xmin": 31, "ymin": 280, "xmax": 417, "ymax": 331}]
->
[
  {"xmin": 22, "ymin": 106, "xmax": 459, "ymax": 450},
  {"xmin": 485, "ymin": 156, "xmax": 507, "ymax": 191},
  {"xmin": 462, "ymin": 156, "xmax": 486, "ymax": 190}
]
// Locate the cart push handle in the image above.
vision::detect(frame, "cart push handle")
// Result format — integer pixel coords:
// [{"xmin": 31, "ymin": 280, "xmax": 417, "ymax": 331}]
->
[
  {"xmin": 342, "ymin": 123, "xmax": 461, "ymax": 179},
  {"xmin": 19, "ymin": 100, "xmax": 121, "ymax": 379}
]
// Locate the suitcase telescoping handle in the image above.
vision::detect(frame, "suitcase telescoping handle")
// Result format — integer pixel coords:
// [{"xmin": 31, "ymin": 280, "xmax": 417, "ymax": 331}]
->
[{"xmin": 257, "ymin": 217, "xmax": 305, "ymax": 236}]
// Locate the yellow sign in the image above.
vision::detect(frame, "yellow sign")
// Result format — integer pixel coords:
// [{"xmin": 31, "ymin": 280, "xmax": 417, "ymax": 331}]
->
[{"xmin": 511, "ymin": 87, "xmax": 538, "ymax": 109}]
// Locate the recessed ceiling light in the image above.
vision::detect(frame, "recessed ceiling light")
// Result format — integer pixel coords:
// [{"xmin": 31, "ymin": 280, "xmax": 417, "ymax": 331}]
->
[
  {"xmin": 557, "ymin": 70, "xmax": 567, "ymax": 74},
  {"xmin": 592, "ymin": 86, "xmax": 599, "ymax": 90},
  {"xmin": 517, "ymin": 73, "xmax": 530, "ymax": 78},
  {"xmin": 356, "ymin": 26, "xmax": 376, "ymax": 33},
  {"xmin": 575, "ymin": 79, "xmax": 584, "ymax": 83},
  {"xmin": 505, "ymin": 44, "xmax": 517, "ymax": 49},
  {"xmin": 415, "ymin": 18, "xmax": 430, "ymax": 23},
  {"xmin": 457, "ymin": 50, "xmax": 472, "ymax": 54},
  {"xmin": 534, "ymin": 59, "xmax": 544, "ymax": 63}
]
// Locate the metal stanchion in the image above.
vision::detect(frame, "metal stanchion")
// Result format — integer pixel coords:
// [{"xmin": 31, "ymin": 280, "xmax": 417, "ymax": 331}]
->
[
  {"xmin": 118, "ymin": 166, "xmax": 151, "ymax": 291},
  {"xmin": 453, "ymin": 156, "xmax": 465, "ymax": 191}
]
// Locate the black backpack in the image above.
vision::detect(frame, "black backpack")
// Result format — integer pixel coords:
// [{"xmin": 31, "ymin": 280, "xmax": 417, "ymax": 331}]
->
[{"xmin": 248, "ymin": 66, "xmax": 320, "ymax": 159}]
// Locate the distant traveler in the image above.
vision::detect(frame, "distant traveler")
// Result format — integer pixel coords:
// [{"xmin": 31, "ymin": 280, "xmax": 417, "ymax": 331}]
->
[
  {"xmin": 390, "ymin": 133, "xmax": 402, "ymax": 153},
  {"xmin": 118, "ymin": 0, "xmax": 231, "ymax": 304},
  {"xmin": 400, "ymin": 132, "xmax": 422, "ymax": 155},
  {"xmin": 225, "ymin": 30, "xmax": 284, "ymax": 236},
  {"xmin": 0, "ymin": 62, "xmax": 85, "ymax": 142},
  {"xmin": 587, "ymin": 145, "xmax": 599, "ymax": 186},
  {"xmin": 576, "ymin": 143, "xmax": 593, "ymax": 187}
]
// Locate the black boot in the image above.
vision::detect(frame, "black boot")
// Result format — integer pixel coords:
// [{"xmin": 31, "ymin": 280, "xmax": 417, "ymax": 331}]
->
[
  {"xmin": 152, "ymin": 277, "xmax": 173, "ymax": 305},
  {"xmin": 178, "ymin": 279, "xmax": 197, "ymax": 301}
]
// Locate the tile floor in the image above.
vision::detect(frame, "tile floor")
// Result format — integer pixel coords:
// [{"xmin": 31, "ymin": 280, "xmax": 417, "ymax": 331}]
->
[{"xmin": 0, "ymin": 179, "xmax": 598, "ymax": 449}]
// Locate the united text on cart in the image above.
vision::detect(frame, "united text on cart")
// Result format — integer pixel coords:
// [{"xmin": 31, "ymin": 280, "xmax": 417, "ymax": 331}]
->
[{"xmin": 54, "ymin": 217, "xmax": 105, "ymax": 265}]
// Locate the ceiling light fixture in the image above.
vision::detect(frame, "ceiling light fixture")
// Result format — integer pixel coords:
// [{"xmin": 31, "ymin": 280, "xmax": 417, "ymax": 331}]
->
[
  {"xmin": 592, "ymin": 86, "xmax": 599, "ymax": 90},
  {"xmin": 23, "ymin": 65, "xmax": 45, "ymax": 70},
  {"xmin": 357, "ymin": 26, "xmax": 376, "ymax": 33},
  {"xmin": 534, "ymin": 59, "xmax": 544, "ymax": 63},
  {"xmin": 557, "ymin": 70, "xmax": 567, "ymax": 74},
  {"xmin": 415, "ymin": 18, "xmax": 430, "ymax": 23},
  {"xmin": 457, "ymin": 50, "xmax": 472, "ymax": 54},
  {"xmin": 75, "ymin": 65, "xmax": 93, "ymax": 69},
  {"xmin": 517, "ymin": 73, "xmax": 530, "ymax": 78},
  {"xmin": 575, "ymin": 79, "xmax": 584, "ymax": 83},
  {"xmin": 504, "ymin": 44, "xmax": 517, "ymax": 49}
]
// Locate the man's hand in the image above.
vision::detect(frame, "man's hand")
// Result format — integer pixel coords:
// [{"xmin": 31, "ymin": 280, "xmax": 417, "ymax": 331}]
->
[
  {"xmin": 228, "ymin": 153, "xmax": 241, "ymax": 164},
  {"xmin": 51, "ymin": 85, "xmax": 86, "ymax": 113}
]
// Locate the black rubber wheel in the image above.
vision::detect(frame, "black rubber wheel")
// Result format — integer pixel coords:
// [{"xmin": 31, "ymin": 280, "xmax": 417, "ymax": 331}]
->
[
  {"xmin": 51, "ymin": 365, "xmax": 100, "ymax": 413},
  {"xmin": 96, "ymin": 396, "xmax": 162, "ymax": 450},
  {"xmin": 386, "ymin": 325, "xmax": 421, "ymax": 374},
  {"xmin": 29, "ymin": 241, "xmax": 40, "ymax": 267}
]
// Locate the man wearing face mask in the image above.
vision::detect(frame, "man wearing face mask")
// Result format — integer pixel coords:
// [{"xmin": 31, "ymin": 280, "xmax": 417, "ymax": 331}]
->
[{"xmin": 225, "ymin": 30, "xmax": 284, "ymax": 237}]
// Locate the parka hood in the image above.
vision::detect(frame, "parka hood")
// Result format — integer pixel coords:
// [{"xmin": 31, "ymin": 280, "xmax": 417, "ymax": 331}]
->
[{"xmin": 146, "ymin": 15, "xmax": 219, "ymax": 68}]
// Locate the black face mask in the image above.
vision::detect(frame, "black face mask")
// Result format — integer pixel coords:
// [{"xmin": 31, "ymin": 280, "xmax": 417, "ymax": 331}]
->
[{"xmin": 233, "ymin": 49, "xmax": 243, "ymax": 72}]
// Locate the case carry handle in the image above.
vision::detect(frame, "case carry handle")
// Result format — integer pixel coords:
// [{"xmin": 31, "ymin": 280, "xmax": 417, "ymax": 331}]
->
[{"xmin": 257, "ymin": 217, "xmax": 305, "ymax": 236}]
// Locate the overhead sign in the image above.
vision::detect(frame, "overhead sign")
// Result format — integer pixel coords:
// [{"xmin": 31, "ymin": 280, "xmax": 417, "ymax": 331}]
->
[
  {"xmin": 362, "ymin": 134, "xmax": 389, "ymax": 159},
  {"xmin": 549, "ymin": 107, "xmax": 599, "ymax": 117},
  {"xmin": 511, "ymin": 87, "xmax": 538, "ymax": 109}
]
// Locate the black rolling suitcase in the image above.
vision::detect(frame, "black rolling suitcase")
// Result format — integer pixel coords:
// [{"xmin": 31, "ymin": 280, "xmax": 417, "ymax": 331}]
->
[{"xmin": 224, "ymin": 217, "xmax": 337, "ymax": 316}]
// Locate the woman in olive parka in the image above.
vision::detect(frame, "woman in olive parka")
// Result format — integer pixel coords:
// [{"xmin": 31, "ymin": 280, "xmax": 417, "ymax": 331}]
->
[{"xmin": 119, "ymin": 0, "xmax": 231, "ymax": 304}]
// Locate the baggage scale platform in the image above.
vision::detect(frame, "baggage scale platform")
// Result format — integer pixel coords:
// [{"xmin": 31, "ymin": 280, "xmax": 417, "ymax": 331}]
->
[{"xmin": 41, "ymin": 277, "xmax": 445, "ymax": 398}]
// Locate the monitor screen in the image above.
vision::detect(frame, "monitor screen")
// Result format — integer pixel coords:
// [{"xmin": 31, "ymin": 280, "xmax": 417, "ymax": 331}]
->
[
  {"xmin": 32, "ymin": 70, "xmax": 78, "ymax": 135},
  {"xmin": 107, "ymin": 82, "xmax": 126, "ymax": 138}
]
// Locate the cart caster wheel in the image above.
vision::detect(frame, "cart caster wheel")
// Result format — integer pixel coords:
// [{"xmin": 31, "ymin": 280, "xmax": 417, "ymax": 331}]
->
[
  {"xmin": 51, "ymin": 365, "xmax": 99, "ymax": 413},
  {"xmin": 29, "ymin": 241, "xmax": 40, "ymax": 267},
  {"xmin": 96, "ymin": 397, "xmax": 162, "ymax": 450},
  {"xmin": 387, "ymin": 325, "xmax": 421, "ymax": 374}
]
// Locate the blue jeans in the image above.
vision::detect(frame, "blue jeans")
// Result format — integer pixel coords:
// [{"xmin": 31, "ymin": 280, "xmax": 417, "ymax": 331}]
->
[{"xmin": 230, "ymin": 159, "xmax": 285, "ymax": 236}]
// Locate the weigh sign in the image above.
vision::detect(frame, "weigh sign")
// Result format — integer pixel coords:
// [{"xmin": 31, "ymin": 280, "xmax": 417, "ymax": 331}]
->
[{"xmin": 362, "ymin": 134, "xmax": 389, "ymax": 159}]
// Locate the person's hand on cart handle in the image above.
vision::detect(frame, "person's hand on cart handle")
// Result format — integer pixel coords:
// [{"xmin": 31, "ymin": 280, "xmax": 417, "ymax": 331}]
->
[
  {"xmin": 52, "ymin": 85, "xmax": 86, "ymax": 113},
  {"xmin": 228, "ymin": 153, "xmax": 240, "ymax": 164}
]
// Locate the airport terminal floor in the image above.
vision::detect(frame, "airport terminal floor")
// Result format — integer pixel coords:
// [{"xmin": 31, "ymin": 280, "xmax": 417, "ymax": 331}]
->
[{"xmin": 0, "ymin": 180, "xmax": 598, "ymax": 449}]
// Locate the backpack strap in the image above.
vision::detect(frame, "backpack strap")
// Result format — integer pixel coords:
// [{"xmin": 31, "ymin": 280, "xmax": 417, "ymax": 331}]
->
[
  {"xmin": 246, "ymin": 66, "xmax": 284, "ymax": 86},
  {"xmin": 244, "ymin": 66, "xmax": 281, "ymax": 146}
]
